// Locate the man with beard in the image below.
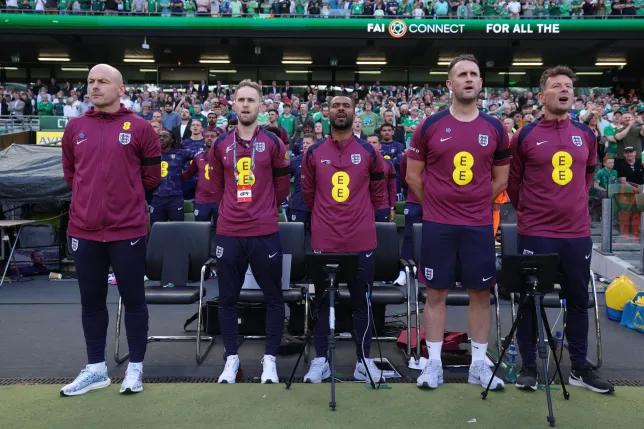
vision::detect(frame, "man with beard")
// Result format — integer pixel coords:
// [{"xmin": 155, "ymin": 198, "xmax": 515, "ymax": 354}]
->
[
  {"xmin": 379, "ymin": 122, "xmax": 406, "ymax": 195},
  {"xmin": 181, "ymin": 119, "xmax": 206, "ymax": 199},
  {"xmin": 406, "ymin": 54, "xmax": 509, "ymax": 392},
  {"xmin": 183, "ymin": 129, "xmax": 219, "ymax": 225},
  {"xmin": 300, "ymin": 95, "xmax": 388, "ymax": 384},
  {"xmin": 209, "ymin": 80, "xmax": 290, "ymax": 384},
  {"xmin": 508, "ymin": 66, "xmax": 614, "ymax": 394}
]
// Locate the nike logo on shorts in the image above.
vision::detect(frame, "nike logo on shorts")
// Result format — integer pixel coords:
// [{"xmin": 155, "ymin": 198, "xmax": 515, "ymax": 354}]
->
[
  {"xmin": 585, "ymin": 254, "xmax": 591, "ymax": 260},
  {"xmin": 365, "ymin": 252, "xmax": 374, "ymax": 258},
  {"xmin": 440, "ymin": 137, "xmax": 452, "ymax": 143},
  {"xmin": 268, "ymin": 252, "xmax": 278, "ymax": 259},
  {"xmin": 482, "ymin": 276, "xmax": 493, "ymax": 282},
  {"xmin": 130, "ymin": 239, "xmax": 141, "ymax": 246}
]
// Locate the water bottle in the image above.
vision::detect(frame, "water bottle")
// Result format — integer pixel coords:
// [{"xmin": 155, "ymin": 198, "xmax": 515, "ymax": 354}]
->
[
  {"xmin": 504, "ymin": 343, "xmax": 518, "ymax": 383},
  {"xmin": 555, "ymin": 331, "xmax": 564, "ymax": 353}
]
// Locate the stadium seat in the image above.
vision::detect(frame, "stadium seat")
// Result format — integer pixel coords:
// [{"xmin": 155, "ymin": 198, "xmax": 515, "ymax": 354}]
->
[
  {"xmin": 411, "ymin": 223, "xmax": 502, "ymax": 363},
  {"xmin": 113, "ymin": 222, "xmax": 215, "ymax": 365},
  {"xmin": 500, "ymin": 223, "xmax": 603, "ymax": 369},
  {"xmin": 237, "ymin": 222, "xmax": 309, "ymax": 340}
]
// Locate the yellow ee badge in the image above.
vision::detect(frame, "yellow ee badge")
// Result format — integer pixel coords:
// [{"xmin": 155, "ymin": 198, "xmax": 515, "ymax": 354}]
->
[
  {"xmin": 331, "ymin": 171, "xmax": 350, "ymax": 202},
  {"xmin": 551, "ymin": 151, "xmax": 573, "ymax": 185},
  {"xmin": 452, "ymin": 151, "xmax": 474, "ymax": 186},
  {"xmin": 122, "ymin": 121, "xmax": 131, "ymax": 131}
]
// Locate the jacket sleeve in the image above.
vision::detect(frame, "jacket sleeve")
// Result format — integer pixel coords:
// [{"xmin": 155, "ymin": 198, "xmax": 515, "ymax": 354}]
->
[
  {"xmin": 507, "ymin": 131, "xmax": 523, "ymax": 209},
  {"xmin": 61, "ymin": 121, "xmax": 75, "ymax": 189},
  {"xmin": 139, "ymin": 121, "xmax": 162, "ymax": 191},
  {"xmin": 370, "ymin": 152, "xmax": 388, "ymax": 209},
  {"xmin": 272, "ymin": 137, "xmax": 291, "ymax": 204},
  {"xmin": 387, "ymin": 163, "xmax": 397, "ymax": 208},
  {"xmin": 301, "ymin": 148, "xmax": 315, "ymax": 210},
  {"xmin": 210, "ymin": 140, "xmax": 225, "ymax": 204},
  {"xmin": 586, "ymin": 129, "xmax": 598, "ymax": 192}
]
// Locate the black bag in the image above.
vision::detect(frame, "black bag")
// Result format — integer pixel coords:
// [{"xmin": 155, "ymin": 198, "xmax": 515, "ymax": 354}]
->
[{"xmin": 184, "ymin": 300, "xmax": 267, "ymax": 335}]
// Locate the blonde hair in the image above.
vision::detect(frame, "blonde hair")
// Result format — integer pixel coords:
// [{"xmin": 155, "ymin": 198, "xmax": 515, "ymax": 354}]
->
[{"xmin": 234, "ymin": 79, "xmax": 262, "ymax": 99}]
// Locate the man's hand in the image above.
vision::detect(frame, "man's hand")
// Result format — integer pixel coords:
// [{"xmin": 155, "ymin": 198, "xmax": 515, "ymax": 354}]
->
[{"xmin": 388, "ymin": 208, "xmax": 395, "ymax": 222}]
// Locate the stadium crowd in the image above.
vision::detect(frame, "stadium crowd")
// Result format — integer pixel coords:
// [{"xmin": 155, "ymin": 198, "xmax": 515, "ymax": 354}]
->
[
  {"xmin": 2, "ymin": 77, "xmax": 643, "ymax": 237},
  {"xmin": 0, "ymin": 0, "xmax": 642, "ymax": 17}
]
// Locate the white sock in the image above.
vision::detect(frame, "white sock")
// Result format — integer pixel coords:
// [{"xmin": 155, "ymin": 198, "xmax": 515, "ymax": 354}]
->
[
  {"xmin": 127, "ymin": 362, "xmax": 143, "ymax": 371},
  {"xmin": 87, "ymin": 362, "xmax": 107, "ymax": 373},
  {"xmin": 427, "ymin": 341, "xmax": 443, "ymax": 362},
  {"xmin": 471, "ymin": 341, "xmax": 488, "ymax": 363}
]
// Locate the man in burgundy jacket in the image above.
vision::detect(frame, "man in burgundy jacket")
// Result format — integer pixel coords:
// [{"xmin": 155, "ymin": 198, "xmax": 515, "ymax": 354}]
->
[
  {"xmin": 209, "ymin": 80, "xmax": 290, "ymax": 384},
  {"xmin": 300, "ymin": 95, "xmax": 388, "ymax": 384},
  {"xmin": 183, "ymin": 128, "xmax": 219, "ymax": 226},
  {"xmin": 508, "ymin": 66, "xmax": 613, "ymax": 394},
  {"xmin": 61, "ymin": 64, "xmax": 161, "ymax": 397}
]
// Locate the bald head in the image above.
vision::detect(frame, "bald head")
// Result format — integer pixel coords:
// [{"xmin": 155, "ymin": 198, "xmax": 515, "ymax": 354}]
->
[
  {"xmin": 88, "ymin": 63, "xmax": 125, "ymax": 112},
  {"xmin": 89, "ymin": 64, "xmax": 123, "ymax": 85}
]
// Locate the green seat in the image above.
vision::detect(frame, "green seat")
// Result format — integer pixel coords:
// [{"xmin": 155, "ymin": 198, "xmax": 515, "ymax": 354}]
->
[
  {"xmin": 394, "ymin": 214, "xmax": 405, "ymax": 228},
  {"xmin": 184, "ymin": 212, "xmax": 195, "ymax": 222},
  {"xmin": 278, "ymin": 213, "xmax": 287, "ymax": 222},
  {"xmin": 395, "ymin": 200, "xmax": 405, "ymax": 215},
  {"xmin": 183, "ymin": 200, "xmax": 194, "ymax": 213}
]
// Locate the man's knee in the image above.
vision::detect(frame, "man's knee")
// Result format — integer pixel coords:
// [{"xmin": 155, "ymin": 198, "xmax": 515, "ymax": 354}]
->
[{"xmin": 426, "ymin": 288, "xmax": 448, "ymax": 307}]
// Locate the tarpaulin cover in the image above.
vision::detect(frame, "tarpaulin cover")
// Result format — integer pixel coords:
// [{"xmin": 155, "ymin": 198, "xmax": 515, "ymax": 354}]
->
[{"xmin": 0, "ymin": 144, "xmax": 70, "ymax": 202}]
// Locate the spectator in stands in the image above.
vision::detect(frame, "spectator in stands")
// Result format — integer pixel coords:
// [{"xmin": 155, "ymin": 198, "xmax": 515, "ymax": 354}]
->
[
  {"xmin": 615, "ymin": 112, "xmax": 643, "ymax": 167},
  {"xmin": 173, "ymin": 108, "xmax": 193, "ymax": 142},
  {"xmin": 313, "ymin": 120, "xmax": 325, "ymax": 141},
  {"xmin": 592, "ymin": 155, "xmax": 617, "ymax": 199},
  {"xmin": 63, "ymin": 96, "xmax": 80, "ymax": 118},
  {"xmin": 37, "ymin": 93, "xmax": 54, "ymax": 116},
  {"xmin": 615, "ymin": 147, "xmax": 644, "ymax": 239},
  {"xmin": 162, "ymin": 101, "xmax": 181, "ymax": 130},
  {"xmin": 582, "ymin": 0, "xmax": 596, "ymax": 14}
]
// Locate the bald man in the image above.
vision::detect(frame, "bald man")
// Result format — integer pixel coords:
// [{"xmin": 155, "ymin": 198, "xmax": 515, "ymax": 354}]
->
[{"xmin": 61, "ymin": 64, "xmax": 161, "ymax": 396}]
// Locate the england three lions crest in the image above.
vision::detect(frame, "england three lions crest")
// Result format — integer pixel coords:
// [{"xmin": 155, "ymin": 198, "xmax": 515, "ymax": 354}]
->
[
  {"xmin": 351, "ymin": 154, "xmax": 361, "ymax": 165},
  {"xmin": 478, "ymin": 134, "xmax": 489, "ymax": 147},
  {"xmin": 119, "ymin": 133, "xmax": 131, "ymax": 145},
  {"xmin": 572, "ymin": 136, "xmax": 583, "ymax": 147}
]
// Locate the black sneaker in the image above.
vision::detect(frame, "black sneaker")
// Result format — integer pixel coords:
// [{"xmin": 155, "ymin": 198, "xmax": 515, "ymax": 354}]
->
[
  {"xmin": 515, "ymin": 366, "xmax": 538, "ymax": 391},
  {"xmin": 569, "ymin": 368, "xmax": 615, "ymax": 394}
]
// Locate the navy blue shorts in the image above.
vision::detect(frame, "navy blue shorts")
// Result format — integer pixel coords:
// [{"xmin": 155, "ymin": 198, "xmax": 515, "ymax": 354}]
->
[
  {"xmin": 194, "ymin": 202, "xmax": 218, "ymax": 223},
  {"xmin": 375, "ymin": 208, "xmax": 390, "ymax": 222},
  {"xmin": 150, "ymin": 195, "xmax": 183, "ymax": 223},
  {"xmin": 419, "ymin": 221, "xmax": 496, "ymax": 290},
  {"xmin": 401, "ymin": 202, "xmax": 422, "ymax": 261}
]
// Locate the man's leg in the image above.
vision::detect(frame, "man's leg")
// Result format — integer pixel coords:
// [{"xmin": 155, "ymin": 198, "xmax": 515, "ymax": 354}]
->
[
  {"xmin": 71, "ymin": 237, "xmax": 111, "ymax": 364},
  {"xmin": 61, "ymin": 237, "xmax": 112, "ymax": 396},
  {"xmin": 248, "ymin": 233, "xmax": 285, "ymax": 358},
  {"xmin": 349, "ymin": 250, "xmax": 375, "ymax": 359},
  {"xmin": 400, "ymin": 202, "xmax": 422, "ymax": 261},
  {"xmin": 109, "ymin": 236, "xmax": 148, "ymax": 393},
  {"xmin": 417, "ymin": 222, "xmax": 455, "ymax": 389},
  {"xmin": 149, "ymin": 196, "xmax": 165, "ymax": 224},
  {"xmin": 214, "ymin": 235, "xmax": 248, "ymax": 356},
  {"xmin": 109, "ymin": 236, "xmax": 148, "ymax": 363},
  {"xmin": 167, "ymin": 195, "xmax": 184, "ymax": 222}
]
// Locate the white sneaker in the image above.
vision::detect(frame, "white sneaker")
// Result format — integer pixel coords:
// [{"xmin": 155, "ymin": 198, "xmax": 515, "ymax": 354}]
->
[
  {"xmin": 60, "ymin": 366, "xmax": 111, "ymax": 397},
  {"xmin": 393, "ymin": 270, "xmax": 407, "ymax": 286},
  {"xmin": 417, "ymin": 359, "xmax": 443, "ymax": 389},
  {"xmin": 218, "ymin": 354, "xmax": 240, "ymax": 384},
  {"xmin": 260, "ymin": 355, "xmax": 278, "ymax": 384},
  {"xmin": 303, "ymin": 357, "xmax": 331, "ymax": 384},
  {"xmin": 120, "ymin": 363, "xmax": 143, "ymax": 394},
  {"xmin": 354, "ymin": 358, "xmax": 385, "ymax": 383},
  {"xmin": 469, "ymin": 360, "xmax": 504, "ymax": 391}
]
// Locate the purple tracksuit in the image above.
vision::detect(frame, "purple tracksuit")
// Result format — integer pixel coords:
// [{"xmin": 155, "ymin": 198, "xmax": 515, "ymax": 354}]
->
[
  {"xmin": 508, "ymin": 117, "xmax": 597, "ymax": 370},
  {"xmin": 301, "ymin": 135, "xmax": 386, "ymax": 358},
  {"xmin": 209, "ymin": 127, "xmax": 290, "ymax": 357},
  {"xmin": 62, "ymin": 106, "xmax": 161, "ymax": 363}
]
